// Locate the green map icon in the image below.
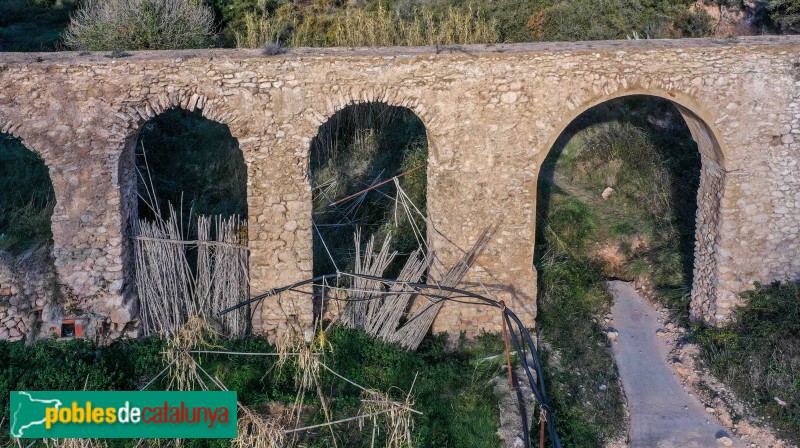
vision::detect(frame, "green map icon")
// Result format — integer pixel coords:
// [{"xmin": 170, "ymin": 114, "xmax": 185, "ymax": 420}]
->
[{"xmin": 10, "ymin": 391, "xmax": 63, "ymax": 438}]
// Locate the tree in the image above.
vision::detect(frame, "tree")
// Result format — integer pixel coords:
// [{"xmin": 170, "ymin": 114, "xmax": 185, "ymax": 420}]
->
[
  {"xmin": 768, "ymin": 0, "xmax": 800, "ymax": 32},
  {"xmin": 63, "ymin": 0, "xmax": 217, "ymax": 51}
]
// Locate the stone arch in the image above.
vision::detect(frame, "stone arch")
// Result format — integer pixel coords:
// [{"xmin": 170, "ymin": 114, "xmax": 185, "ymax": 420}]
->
[
  {"xmin": 113, "ymin": 93, "xmax": 248, "ymax": 298},
  {"xmin": 307, "ymin": 99, "xmax": 430, "ymax": 283},
  {"xmin": 535, "ymin": 91, "xmax": 727, "ymax": 324},
  {"xmin": 303, "ymin": 89, "xmax": 440, "ymax": 164},
  {"xmin": 538, "ymin": 88, "xmax": 727, "ymax": 168}
]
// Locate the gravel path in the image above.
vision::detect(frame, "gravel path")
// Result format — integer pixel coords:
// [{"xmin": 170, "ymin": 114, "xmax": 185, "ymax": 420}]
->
[{"xmin": 607, "ymin": 280, "xmax": 736, "ymax": 447}]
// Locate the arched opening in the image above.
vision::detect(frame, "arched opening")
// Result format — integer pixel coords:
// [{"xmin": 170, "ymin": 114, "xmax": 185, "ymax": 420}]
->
[
  {"xmin": 309, "ymin": 102, "xmax": 429, "ymax": 323},
  {"xmin": 533, "ymin": 95, "xmax": 724, "ymax": 445},
  {"xmin": 310, "ymin": 103, "xmax": 428, "ymax": 277},
  {"xmin": 123, "ymin": 108, "xmax": 249, "ymax": 336},
  {"xmin": 0, "ymin": 132, "xmax": 56, "ymax": 341}
]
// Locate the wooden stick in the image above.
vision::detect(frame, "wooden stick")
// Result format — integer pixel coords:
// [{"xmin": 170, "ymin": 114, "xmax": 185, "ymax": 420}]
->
[
  {"xmin": 331, "ymin": 165, "xmax": 424, "ymax": 206},
  {"xmin": 540, "ymin": 407, "xmax": 546, "ymax": 448},
  {"xmin": 500, "ymin": 301, "xmax": 514, "ymax": 391}
]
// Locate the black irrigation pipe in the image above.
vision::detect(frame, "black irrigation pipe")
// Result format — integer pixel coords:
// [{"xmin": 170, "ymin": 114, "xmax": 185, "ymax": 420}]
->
[{"xmin": 219, "ymin": 272, "xmax": 563, "ymax": 448}]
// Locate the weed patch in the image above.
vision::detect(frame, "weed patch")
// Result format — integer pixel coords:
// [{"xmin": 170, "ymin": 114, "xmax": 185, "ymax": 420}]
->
[
  {"xmin": 0, "ymin": 328, "xmax": 504, "ymax": 447},
  {"xmin": 694, "ymin": 282, "xmax": 800, "ymax": 443}
]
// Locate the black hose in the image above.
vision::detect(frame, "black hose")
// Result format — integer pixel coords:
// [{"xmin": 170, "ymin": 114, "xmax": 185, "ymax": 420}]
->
[{"xmin": 219, "ymin": 273, "xmax": 563, "ymax": 447}]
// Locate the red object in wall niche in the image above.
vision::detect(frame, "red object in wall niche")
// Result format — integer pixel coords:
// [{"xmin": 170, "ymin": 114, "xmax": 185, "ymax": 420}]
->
[{"xmin": 60, "ymin": 318, "xmax": 86, "ymax": 338}]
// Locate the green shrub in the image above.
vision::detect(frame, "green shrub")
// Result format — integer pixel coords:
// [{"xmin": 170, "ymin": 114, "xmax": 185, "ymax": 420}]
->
[
  {"xmin": 768, "ymin": 0, "xmax": 800, "ymax": 32},
  {"xmin": 695, "ymin": 281, "xmax": 800, "ymax": 443},
  {"xmin": 63, "ymin": 0, "xmax": 217, "ymax": 51}
]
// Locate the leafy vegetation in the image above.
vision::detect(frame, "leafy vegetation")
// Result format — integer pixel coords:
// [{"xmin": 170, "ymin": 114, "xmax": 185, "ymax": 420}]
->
[
  {"xmin": 0, "ymin": 327, "xmax": 505, "ymax": 447},
  {"xmin": 534, "ymin": 96, "xmax": 702, "ymax": 445},
  {"xmin": 769, "ymin": 0, "xmax": 800, "ymax": 32},
  {"xmin": 10, "ymin": 0, "xmax": 785, "ymax": 54},
  {"xmin": 64, "ymin": 0, "xmax": 217, "ymax": 50},
  {"xmin": 694, "ymin": 282, "xmax": 800, "ymax": 443},
  {"xmin": 0, "ymin": 134, "xmax": 55, "ymax": 254},
  {"xmin": 310, "ymin": 103, "xmax": 427, "ymax": 276}
]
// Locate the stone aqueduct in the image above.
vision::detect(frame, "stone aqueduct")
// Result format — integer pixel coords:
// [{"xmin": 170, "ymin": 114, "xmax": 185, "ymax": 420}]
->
[{"xmin": 0, "ymin": 36, "xmax": 799, "ymax": 340}]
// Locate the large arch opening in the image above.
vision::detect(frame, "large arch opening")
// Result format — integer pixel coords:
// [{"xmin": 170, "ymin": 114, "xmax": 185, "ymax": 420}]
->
[
  {"xmin": 310, "ymin": 103, "xmax": 428, "ymax": 276},
  {"xmin": 0, "ymin": 132, "xmax": 57, "ymax": 341},
  {"xmin": 309, "ymin": 102, "xmax": 429, "ymax": 321},
  {"xmin": 121, "ymin": 108, "xmax": 249, "ymax": 336},
  {"xmin": 533, "ymin": 94, "xmax": 724, "ymax": 445}
]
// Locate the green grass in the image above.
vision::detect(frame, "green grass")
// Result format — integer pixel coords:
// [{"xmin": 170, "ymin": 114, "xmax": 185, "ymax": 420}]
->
[
  {"xmin": 535, "ymin": 191, "xmax": 627, "ymax": 447},
  {"xmin": 694, "ymin": 282, "xmax": 800, "ymax": 444},
  {"xmin": 0, "ymin": 133, "xmax": 55, "ymax": 254},
  {"xmin": 0, "ymin": 327, "xmax": 504, "ymax": 447}
]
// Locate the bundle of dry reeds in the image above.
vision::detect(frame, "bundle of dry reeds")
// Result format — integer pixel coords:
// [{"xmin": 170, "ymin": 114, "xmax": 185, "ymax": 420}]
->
[
  {"xmin": 338, "ymin": 227, "xmax": 491, "ymax": 350},
  {"xmin": 134, "ymin": 210, "xmax": 248, "ymax": 337},
  {"xmin": 387, "ymin": 227, "xmax": 493, "ymax": 350},
  {"xmin": 235, "ymin": 404, "xmax": 286, "ymax": 448},
  {"xmin": 134, "ymin": 205, "xmax": 197, "ymax": 337}
]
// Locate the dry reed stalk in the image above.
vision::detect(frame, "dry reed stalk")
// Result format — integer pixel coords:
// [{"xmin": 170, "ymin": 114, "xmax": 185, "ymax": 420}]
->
[
  {"xmin": 165, "ymin": 317, "xmax": 219, "ymax": 391},
  {"xmin": 337, "ymin": 226, "xmax": 490, "ymax": 350},
  {"xmin": 387, "ymin": 226, "xmax": 494, "ymax": 350},
  {"xmin": 134, "ymin": 205, "xmax": 196, "ymax": 337},
  {"xmin": 134, "ymin": 209, "xmax": 248, "ymax": 338},
  {"xmin": 341, "ymin": 231, "xmax": 397, "ymax": 330},
  {"xmin": 234, "ymin": 404, "xmax": 286, "ymax": 448},
  {"xmin": 43, "ymin": 439, "xmax": 110, "ymax": 448},
  {"xmin": 374, "ymin": 249, "xmax": 432, "ymax": 340},
  {"xmin": 199, "ymin": 215, "xmax": 249, "ymax": 336},
  {"xmin": 358, "ymin": 388, "xmax": 416, "ymax": 448}
]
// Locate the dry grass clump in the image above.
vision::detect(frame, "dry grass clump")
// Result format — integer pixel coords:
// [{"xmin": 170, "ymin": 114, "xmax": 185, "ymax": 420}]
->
[
  {"xmin": 42, "ymin": 439, "xmax": 109, "ymax": 448},
  {"xmin": 165, "ymin": 317, "xmax": 220, "ymax": 391},
  {"xmin": 236, "ymin": 5, "xmax": 499, "ymax": 48},
  {"xmin": 276, "ymin": 318, "xmax": 321, "ymax": 391},
  {"xmin": 234, "ymin": 404, "xmax": 286, "ymax": 448},
  {"xmin": 359, "ymin": 388, "xmax": 416, "ymax": 448}
]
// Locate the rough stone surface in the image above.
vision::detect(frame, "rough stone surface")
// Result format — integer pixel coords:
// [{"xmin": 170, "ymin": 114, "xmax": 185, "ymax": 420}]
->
[
  {"xmin": 0, "ymin": 36, "xmax": 798, "ymax": 338},
  {"xmin": 0, "ymin": 246, "xmax": 58, "ymax": 341}
]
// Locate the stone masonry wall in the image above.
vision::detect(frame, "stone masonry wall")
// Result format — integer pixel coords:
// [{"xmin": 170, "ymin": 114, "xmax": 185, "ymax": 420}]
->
[
  {"xmin": 0, "ymin": 36, "xmax": 798, "ymax": 340},
  {"xmin": 0, "ymin": 246, "xmax": 57, "ymax": 340}
]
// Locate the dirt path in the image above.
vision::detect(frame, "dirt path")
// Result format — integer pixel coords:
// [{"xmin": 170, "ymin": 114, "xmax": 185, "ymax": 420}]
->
[{"xmin": 607, "ymin": 280, "xmax": 736, "ymax": 447}]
